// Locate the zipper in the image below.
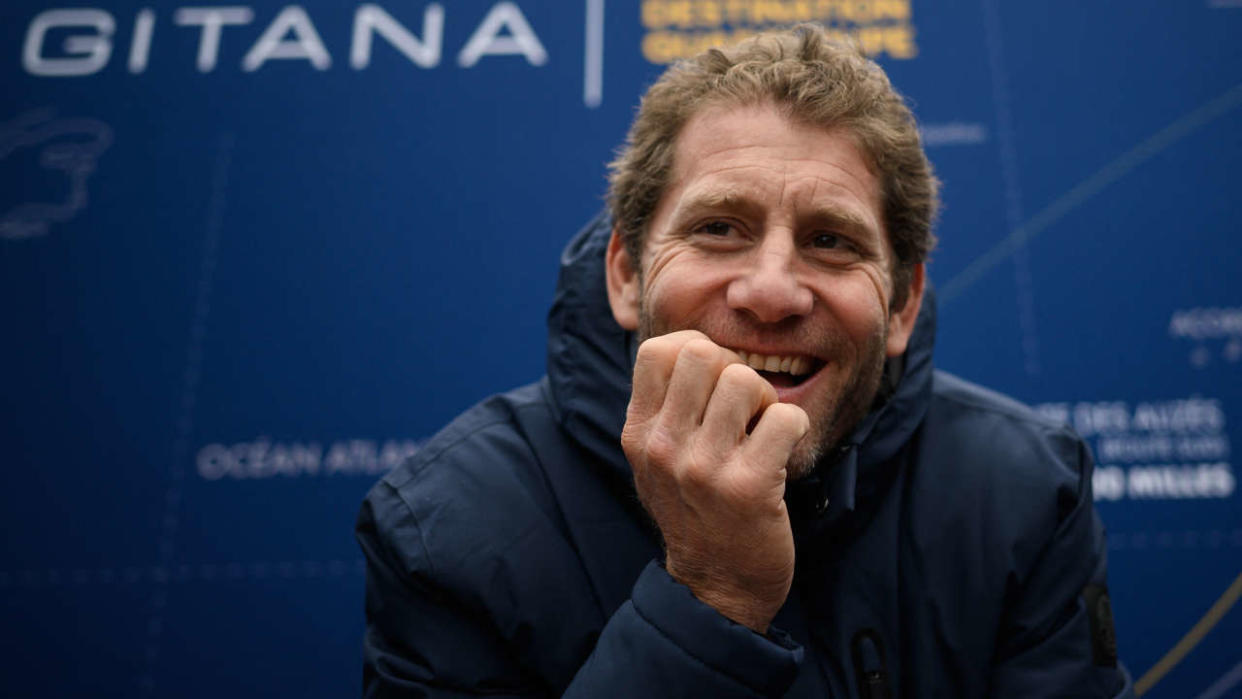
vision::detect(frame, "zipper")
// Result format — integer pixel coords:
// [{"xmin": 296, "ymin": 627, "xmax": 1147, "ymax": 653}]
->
[{"xmin": 851, "ymin": 629, "xmax": 892, "ymax": 699}]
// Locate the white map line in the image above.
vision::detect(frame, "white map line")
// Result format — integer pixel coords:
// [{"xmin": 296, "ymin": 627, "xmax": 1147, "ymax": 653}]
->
[
  {"xmin": 1108, "ymin": 529, "xmax": 1242, "ymax": 552},
  {"xmin": 981, "ymin": 0, "xmax": 1041, "ymax": 377},
  {"xmin": 939, "ymin": 82, "xmax": 1242, "ymax": 307},
  {"xmin": 7, "ymin": 531, "xmax": 1241, "ymax": 588},
  {"xmin": 1196, "ymin": 658, "xmax": 1242, "ymax": 699},
  {"xmin": 584, "ymin": 0, "xmax": 605, "ymax": 107},
  {"xmin": 0, "ymin": 108, "xmax": 113, "ymax": 240},
  {"xmin": 139, "ymin": 133, "xmax": 235, "ymax": 697},
  {"xmin": 0, "ymin": 560, "xmax": 367, "ymax": 588}
]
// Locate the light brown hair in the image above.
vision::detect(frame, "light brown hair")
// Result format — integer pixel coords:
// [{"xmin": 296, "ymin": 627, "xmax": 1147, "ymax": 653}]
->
[{"xmin": 607, "ymin": 24, "xmax": 938, "ymax": 310}]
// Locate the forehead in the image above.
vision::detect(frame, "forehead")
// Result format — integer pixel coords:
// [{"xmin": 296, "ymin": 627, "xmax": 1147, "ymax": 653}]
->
[{"xmin": 663, "ymin": 102, "xmax": 883, "ymax": 227}]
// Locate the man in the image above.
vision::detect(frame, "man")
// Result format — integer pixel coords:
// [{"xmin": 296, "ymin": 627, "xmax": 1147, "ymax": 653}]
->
[{"xmin": 358, "ymin": 26, "xmax": 1132, "ymax": 697}]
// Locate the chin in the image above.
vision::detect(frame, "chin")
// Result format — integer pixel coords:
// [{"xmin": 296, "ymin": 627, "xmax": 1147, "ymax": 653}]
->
[
  {"xmin": 786, "ymin": 441, "xmax": 824, "ymax": 481},
  {"xmin": 788, "ymin": 351, "xmax": 887, "ymax": 481}
]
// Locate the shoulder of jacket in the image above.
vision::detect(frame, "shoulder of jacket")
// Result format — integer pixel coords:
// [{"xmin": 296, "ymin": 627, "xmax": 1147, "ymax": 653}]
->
[
  {"xmin": 362, "ymin": 381, "xmax": 564, "ymax": 544},
  {"xmin": 896, "ymin": 376, "xmax": 1103, "ymax": 650},
  {"xmin": 356, "ymin": 382, "xmax": 610, "ymax": 686},
  {"xmin": 920, "ymin": 370, "xmax": 1089, "ymax": 510},
  {"xmin": 930, "ymin": 370, "xmax": 1067, "ymax": 431},
  {"xmin": 929, "ymin": 370, "xmax": 1081, "ymax": 452},
  {"xmin": 378, "ymin": 381, "xmax": 550, "ymax": 488}
]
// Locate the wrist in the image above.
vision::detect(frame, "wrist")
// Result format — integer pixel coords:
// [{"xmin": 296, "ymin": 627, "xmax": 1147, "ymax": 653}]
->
[{"xmin": 665, "ymin": 559, "xmax": 780, "ymax": 633}]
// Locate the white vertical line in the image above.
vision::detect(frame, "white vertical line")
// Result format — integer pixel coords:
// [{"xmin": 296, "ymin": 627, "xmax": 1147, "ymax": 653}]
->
[
  {"xmin": 138, "ymin": 132, "xmax": 234, "ymax": 697},
  {"xmin": 981, "ymin": 0, "xmax": 1041, "ymax": 377},
  {"xmin": 584, "ymin": 0, "xmax": 604, "ymax": 108}
]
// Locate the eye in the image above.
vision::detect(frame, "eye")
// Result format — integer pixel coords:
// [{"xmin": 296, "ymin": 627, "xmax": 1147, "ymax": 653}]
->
[
  {"xmin": 812, "ymin": 233, "xmax": 842, "ymax": 249},
  {"xmin": 697, "ymin": 221, "xmax": 735, "ymax": 237},
  {"xmin": 808, "ymin": 231, "xmax": 863, "ymax": 264}
]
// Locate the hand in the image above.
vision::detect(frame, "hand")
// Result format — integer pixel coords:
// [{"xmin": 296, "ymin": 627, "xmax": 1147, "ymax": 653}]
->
[{"xmin": 622, "ymin": 330, "xmax": 810, "ymax": 632}]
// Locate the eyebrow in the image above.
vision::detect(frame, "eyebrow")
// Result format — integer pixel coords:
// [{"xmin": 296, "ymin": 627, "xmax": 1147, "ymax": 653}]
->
[
  {"xmin": 804, "ymin": 207, "xmax": 874, "ymax": 237},
  {"xmin": 672, "ymin": 188, "xmax": 757, "ymax": 220},
  {"xmin": 673, "ymin": 187, "xmax": 876, "ymax": 237}
]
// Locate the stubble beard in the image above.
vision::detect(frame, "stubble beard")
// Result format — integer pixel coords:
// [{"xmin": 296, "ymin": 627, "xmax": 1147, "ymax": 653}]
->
[
  {"xmin": 783, "ymin": 331, "xmax": 885, "ymax": 479},
  {"xmin": 636, "ymin": 299, "xmax": 889, "ymax": 481}
]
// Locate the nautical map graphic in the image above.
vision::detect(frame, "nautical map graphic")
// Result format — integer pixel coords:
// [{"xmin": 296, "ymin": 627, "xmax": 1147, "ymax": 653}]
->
[{"xmin": 0, "ymin": 108, "xmax": 112, "ymax": 240}]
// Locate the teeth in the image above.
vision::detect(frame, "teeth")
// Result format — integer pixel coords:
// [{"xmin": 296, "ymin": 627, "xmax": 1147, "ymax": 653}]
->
[{"xmin": 731, "ymin": 349, "xmax": 814, "ymax": 376}]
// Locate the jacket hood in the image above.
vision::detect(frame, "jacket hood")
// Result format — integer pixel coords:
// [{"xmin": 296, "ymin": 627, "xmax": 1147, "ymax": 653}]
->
[
  {"xmin": 545, "ymin": 211, "xmax": 937, "ymax": 508},
  {"xmin": 545, "ymin": 212, "xmax": 636, "ymax": 477}
]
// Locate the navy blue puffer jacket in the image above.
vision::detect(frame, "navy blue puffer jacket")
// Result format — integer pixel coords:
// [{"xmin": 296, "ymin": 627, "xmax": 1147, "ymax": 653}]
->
[{"xmin": 357, "ymin": 213, "xmax": 1133, "ymax": 697}]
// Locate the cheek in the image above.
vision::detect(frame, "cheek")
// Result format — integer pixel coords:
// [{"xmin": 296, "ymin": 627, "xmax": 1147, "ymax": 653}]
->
[
  {"xmin": 860, "ymin": 263, "xmax": 893, "ymax": 312},
  {"xmin": 642, "ymin": 255, "xmax": 731, "ymax": 319},
  {"xmin": 643, "ymin": 276, "xmax": 709, "ymax": 329},
  {"xmin": 822, "ymin": 272, "xmax": 890, "ymax": 338}
]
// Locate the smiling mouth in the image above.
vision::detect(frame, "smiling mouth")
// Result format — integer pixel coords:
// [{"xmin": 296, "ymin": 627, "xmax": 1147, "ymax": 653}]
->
[{"xmin": 734, "ymin": 350, "xmax": 823, "ymax": 389}]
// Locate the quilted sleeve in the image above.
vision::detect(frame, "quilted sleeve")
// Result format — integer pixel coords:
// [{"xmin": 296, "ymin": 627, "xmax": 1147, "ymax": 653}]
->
[{"xmin": 988, "ymin": 436, "xmax": 1134, "ymax": 699}]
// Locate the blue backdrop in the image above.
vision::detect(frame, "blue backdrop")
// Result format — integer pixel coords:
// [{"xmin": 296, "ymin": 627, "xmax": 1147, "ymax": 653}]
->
[{"xmin": 2, "ymin": 1, "xmax": 1239, "ymax": 696}]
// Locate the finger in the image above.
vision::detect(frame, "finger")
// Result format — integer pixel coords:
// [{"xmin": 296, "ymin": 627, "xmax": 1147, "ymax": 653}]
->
[
  {"xmin": 700, "ymin": 363, "xmax": 778, "ymax": 449},
  {"xmin": 628, "ymin": 330, "xmax": 710, "ymax": 422},
  {"xmin": 742, "ymin": 402, "xmax": 810, "ymax": 476},
  {"xmin": 659, "ymin": 338, "xmax": 735, "ymax": 434}
]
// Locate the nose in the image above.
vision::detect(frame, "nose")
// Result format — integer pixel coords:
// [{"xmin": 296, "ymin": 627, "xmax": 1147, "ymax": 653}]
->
[{"xmin": 725, "ymin": 231, "xmax": 814, "ymax": 323}]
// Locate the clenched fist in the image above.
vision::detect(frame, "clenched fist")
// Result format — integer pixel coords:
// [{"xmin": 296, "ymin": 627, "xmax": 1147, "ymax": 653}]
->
[{"xmin": 621, "ymin": 330, "xmax": 810, "ymax": 633}]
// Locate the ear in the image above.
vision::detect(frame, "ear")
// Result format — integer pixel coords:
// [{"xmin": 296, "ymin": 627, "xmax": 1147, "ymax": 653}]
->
[
  {"xmin": 605, "ymin": 227, "xmax": 640, "ymax": 331},
  {"xmin": 885, "ymin": 263, "xmax": 925, "ymax": 357}
]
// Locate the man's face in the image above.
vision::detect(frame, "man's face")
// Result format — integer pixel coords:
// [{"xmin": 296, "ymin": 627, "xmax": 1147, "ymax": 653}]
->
[{"xmin": 607, "ymin": 102, "xmax": 924, "ymax": 478}]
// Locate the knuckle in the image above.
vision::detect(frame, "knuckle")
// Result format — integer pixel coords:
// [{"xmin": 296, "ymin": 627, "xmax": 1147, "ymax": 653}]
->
[
  {"xmin": 719, "ymin": 362, "xmax": 759, "ymax": 389},
  {"xmin": 679, "ymin": 338, "xmax": 720, "ymax": 364},
  {"xmin": 769, "ymin": 403, "xmax": 810, "ymax": 431},
  {"xmin": 764, "ymin": 402, "xmax": 793, "ymax": 420},
  {"xmin": 679, "ymin": 458, "xmax": 713, "ymax": 490},
  {"xmin": 620, "ymin": 421, "xmax": 643, "ymax": 453},
  {"xmin": 644, "ymin": 424, "xmax": 680, "ymax": 465},
  {"xmin": 636, "ymin": 337, "xmax": 675, "ymax": 365}
]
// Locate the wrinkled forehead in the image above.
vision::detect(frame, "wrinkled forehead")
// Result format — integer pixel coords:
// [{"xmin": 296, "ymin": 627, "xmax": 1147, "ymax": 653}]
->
[
  {"xmin": 659, "ymin": 102, "xmax": 886, "ymax": 237},
  {"xmin": 667, "ymin": 97, "xmax": 880, "ymax": 176}
]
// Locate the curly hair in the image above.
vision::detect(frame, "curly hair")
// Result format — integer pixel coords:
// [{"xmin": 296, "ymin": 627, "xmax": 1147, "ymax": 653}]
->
[{"xmin": 607, "ymin": 24, "xmax": 938, "ymax": 310}]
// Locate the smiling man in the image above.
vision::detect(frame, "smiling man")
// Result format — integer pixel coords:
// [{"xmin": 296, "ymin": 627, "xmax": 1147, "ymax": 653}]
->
[{"xmin": 358, "ymin": 26, "xmax": 1132, "ymax": 698}]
